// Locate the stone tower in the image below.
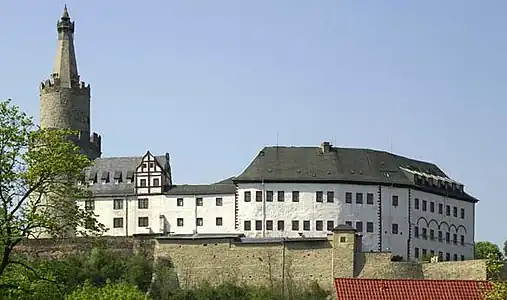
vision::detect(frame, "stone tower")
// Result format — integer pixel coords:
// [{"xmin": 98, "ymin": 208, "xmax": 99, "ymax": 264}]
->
[{"xmin": 40, "ymin": 6, "xmax": 101, "ymax": 160}]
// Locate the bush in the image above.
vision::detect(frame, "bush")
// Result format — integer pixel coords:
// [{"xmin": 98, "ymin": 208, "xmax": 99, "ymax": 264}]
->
[{"xmin": 65, "ymin": 280, "xmax": 145, "ymax": 300}]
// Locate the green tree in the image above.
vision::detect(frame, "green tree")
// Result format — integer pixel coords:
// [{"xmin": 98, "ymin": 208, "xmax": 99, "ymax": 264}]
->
[
  {"xmin": 0, "ymin": 99, "xmax": 104, "ymax": 280},
  {"xmin": 65, "ymin": 280, "xmax": 146, "ymax": 300},
  {"xmin": 484, "ymin": 253, "xmax": 507, "ymax": 299},
  {"xmin": 476, "ymin": 241, "xmax": 504, "ymax": 260}
]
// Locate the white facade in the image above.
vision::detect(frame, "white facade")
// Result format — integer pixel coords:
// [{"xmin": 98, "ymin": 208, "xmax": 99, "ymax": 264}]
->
[
  {"xmin": 410, "ymin": 189, "xmax": 474, "ymax": 262},
  {"xmin": 79, "ymin": 193, "xmax": 236, "ymax": 236},
  {"xmin": 235, "ymin": 182, "xmax": 475, "ymax": 261}
]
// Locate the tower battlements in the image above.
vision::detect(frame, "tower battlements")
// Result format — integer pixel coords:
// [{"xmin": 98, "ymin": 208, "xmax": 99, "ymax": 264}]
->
[{"xmin": 40, "ymin": 75, "xmax": 91, "ymax": 97}]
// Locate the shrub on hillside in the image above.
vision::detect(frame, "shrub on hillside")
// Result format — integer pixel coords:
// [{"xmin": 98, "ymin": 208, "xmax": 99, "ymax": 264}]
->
[{"xmin": 65, "ymin": 280, "xmax": 145, "ymax": 300}]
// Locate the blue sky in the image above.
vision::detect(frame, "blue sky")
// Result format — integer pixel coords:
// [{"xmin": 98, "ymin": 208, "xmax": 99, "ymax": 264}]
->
[{"xmin": 0, "ymin": 1, "xmax": 505, "ymax": 248}]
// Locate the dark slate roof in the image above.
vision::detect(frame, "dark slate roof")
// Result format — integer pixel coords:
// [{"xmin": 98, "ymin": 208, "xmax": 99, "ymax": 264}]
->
[
  {"xmin": 84, "ymin": 155, "xmax": 167, "ymax": 196},
  {"xmin": 85, "ymin": 155, "xmax": 236, "ymax": 197},
  {"xmin": 234, "ymin": 144, "xmax": 478, "ymax": 202},
  {"xmin": 165, "ymin": 182, "xmax": 236, "ymax": 195}
]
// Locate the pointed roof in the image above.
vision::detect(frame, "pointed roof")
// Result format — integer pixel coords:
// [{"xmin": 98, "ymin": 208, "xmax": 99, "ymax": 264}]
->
[
  {"xmin": 334, "ymin": 278, "xmax": 491, "ymax": 300},
  {"xmin": 53, "ymin": 5, "xmax": 79, "ymax": 88}
]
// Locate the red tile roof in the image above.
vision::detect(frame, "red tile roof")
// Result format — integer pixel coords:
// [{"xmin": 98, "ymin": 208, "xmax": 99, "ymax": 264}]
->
[{"xmin": 334, "ymin": 278, "xmax": 491, "ymax": 300}]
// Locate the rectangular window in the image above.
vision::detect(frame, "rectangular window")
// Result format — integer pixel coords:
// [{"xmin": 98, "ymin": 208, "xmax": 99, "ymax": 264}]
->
[
  {"xmin": 244, "ymin": 191, "xmax": 251, "ymax": 202},
  {"xmin": 255, "ymin": 220, "xmax": 262, "ymax": 230},
  {"xmin": 438, "ymin": 203, "xmax": 443, "ymax": 214},
  {"xmin": 461, "ymin": 255, "xmax": 465, "ymax": 261},
  {"xmin": 414, "ymin": 198, "xmax": 419, "ymax": 209},
  {"xmin": 113, "ymin": 199, "xmax": 123, "ymax": 210},
  {"xmin": 392, "ymin": 195, "xmax": 398, "ymax": 207},
  {"xmin": 244, "ymin": 220, "xmax": 251, "ymax": 231},
  {"xmin": 446, "ymin": 205, "xmax": 450, "ymax": 216},
  {"xmin": 153, "ymin": 178, "xmax": 160, "ymax": 186},
  {"xmin": 438, "ymin": 252, "xmax": 443, "ymax": 261},
  {"xmin": 460, "ymin": 208, "xmax": 465, "ymax": 219},
  {"xmin": 453, "ymin": 206, "xmax": 458, "ymax": 217},
  {"xmin": 422, "ymin": 249, "xmax": 427, "ymax": 257},
  {"xmin": 430, "ymin": 229, "xmax": 435, "ymax": 240},
  {"xmin": 255, "ymin": 191, "xmax": 262, "ymax": 202},
  {"xmin": 356, "ymin": 193, "xmax": 363, "ymax": 204},
  {"xmin": 356, "ymin": 221, "xmax": 363, "ymax": 233},
  {"xmin": 140, "ymin": 179, "xmax": 147, "ymax": 187},
  {"xmin": 138, "ymin": 217, "xmax": 149, "ymax": 227},
  {"xmin": 113, "ymin": 218, "xmax": 123, "ymax": 228},
  {"xmin": 327, "ymin": 191, "xmax": 334, "ymax": 203},
  {"xmin": 345, "ymin": 221, "xmax": 352, "ymax": 227},
  {"xmin": 316, "ymin": 220, "xmax": 323, "ymax": 231},
  {"xmin": 177, "ymin": 198, "xmax": 184, "ymax": 206},
  {"xmin": 454, "ymin": 254, "xmax": 458, "ymax": 261},
  {"xmin": 453, "ymin": 234, "xmax": 457, "ymax": 244},
  {"xmin": 392, "ymin": 223, "xmax": 398, "ymax": 234},
  {"xmin": 216, "ymin": 197, "xmax": 222, "ymax": 206},
  {"xmin": 138, "ymin": 198, "xmax": 148, "ymax": 209},
  {"xmin": 266, "ymin": 220, "xmax": 273, "ymax": 230},
  {"xmin": 327, "ymin": 220, "xmax": 334, "ymax": 231},
  {"xmin": 422, "ymin": 228, "xmax": 427, "ymax": 239},
  {"xmin": 277, "ymin": 191, "xmax": 285, "ymax": 202},
  {"xmin": 414, "ymin": 247, "xmax": 420, "ymax": 258},
  {"xmin": 345, "ymin": 192, "xmax": 352, "ymax": 203},
  {"xmin": 446, "ymin": 253, "xmax": 450, "ymax": 261},
  {"xmin": 460, "ymin": 235, "xmax": 465, "ymax": 246},
  {"xmin": 196, "ymin": 218, "xmax": 203, "ymax": 227},
  {"xmin": 422, "ymin": 200, "xmax": 427, "ymax": 211},
  {"xmin": 292, "ymin": 220, "xmax": 299, "ymax": 231},
  {"xmin": 316, "ymin": 191, "xmax": 323, "ymax": 202},
  {"xmin": 446, "ymin": 232, "xmax": 450, "ymax": 243},
  {"xmin": 85, "ymin": 200, "xmax": 95, "ymax": 211},
  {"xmin": 366, "ymin": 222, "xmax": 374, "ymax": 233},
  {"xmin": 266, "ymin": 191, "xmax": 274, "ymax": 202},
  {"xmin": 292, "ymin": 191, "xmax": 300, "ymax": 202},
  {"xmin": 414, "ymin": 226, "xmax": 419, "ymax": 238},
  {"xmin": 216, "ymin": 217, "xmax": 223, "ymax": 226},
  {"xmin": 430, "ymin": 201, "xmax": 435, "ymax": 213},
  {"xmin": 366, "ymin": 193, "xmax": 374, "ymax": 205},
  {"xmin": 303, "ymin": 220, "xmax": 310, "ymax": 231},
  {"xmin": 177, "ymin": 218, "xmax": 184, "ymax": 226},
  {"xmin": 277, "ymin": 220, "xmax": 284, "ymax": 231},
  {"xmin": 196, "ymin": 197, "xmax": 203, "ymax": 206},
  {"xmin": 438, "ymin": 231, "xmax": 443, "ymax": 242}
]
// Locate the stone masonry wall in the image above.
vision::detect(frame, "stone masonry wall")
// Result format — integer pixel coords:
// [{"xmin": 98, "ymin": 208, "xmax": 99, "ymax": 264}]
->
[
  {"xmin": 155, "ymin": 238, "xmax": 334, "ymax": 290},
  {"xmin": 154, "ymin": 236, "xmax": 488, "ymax": 292}
]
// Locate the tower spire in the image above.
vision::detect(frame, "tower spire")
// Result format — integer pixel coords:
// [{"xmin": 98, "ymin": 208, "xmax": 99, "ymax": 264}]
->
[{"xmin": 52, "ymin": 5, "xmax": 79, "ymax": 88}]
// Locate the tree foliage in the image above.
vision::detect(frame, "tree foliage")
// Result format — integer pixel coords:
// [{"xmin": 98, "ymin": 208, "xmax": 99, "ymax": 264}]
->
[
  {"xmin": 485, "ymin": 253, "xmax": 507, "ymax": 300},
  {"xmin": 0, "ymin": 99, "xmax": 104, "ymax": 279},
  {"xmin": 476, "ymin": 241, "xmax": 504, "ymax": 260}
]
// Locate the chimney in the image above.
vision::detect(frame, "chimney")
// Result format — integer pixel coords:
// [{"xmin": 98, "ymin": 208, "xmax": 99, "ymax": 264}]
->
[{"xmin": 321, "ymin": 141, "xmax": 331, "ymax": 153}]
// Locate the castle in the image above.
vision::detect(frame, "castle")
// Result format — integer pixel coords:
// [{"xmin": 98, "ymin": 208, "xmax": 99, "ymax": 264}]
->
[{"xmin": 39, "ymin": 7, "xmax": 479, "ymax": 263}]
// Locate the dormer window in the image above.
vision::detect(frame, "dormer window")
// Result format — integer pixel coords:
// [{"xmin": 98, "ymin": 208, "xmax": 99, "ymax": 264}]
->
[
  {"xmin": 113, "ymin": 171, "xmax": 122, "ymax": 184},
  {"xmin": 126, "ymin": 171, "xmax": 134, "ymax": 184},
  {"xmin": 437, "ymin": 179, "xmax": 443, "ymax": 187},
  {"xmin": 101, "ymin": 171, "xmax": 109, "ymax": 184},
  {"xmin": 142, "ymin": 163, "xmax": 147, "ymax": 171},
  {"xmin": 88, "ymin": 171, "xmax": 97, "ymax": 185},
  {"xmin": 149, "ymin": 162, "xmax": 154, "ymax": 169},
  {"xmin": 428, "ymin": 178, "xmax": 433, "ymax": 186},
  {"xmin": 458, "ymin": 184, "xmax": 464, "ymax": 193},
  {"xmin": 452, "ymin": 183, "xmax": 456, "ymax": 190}
]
